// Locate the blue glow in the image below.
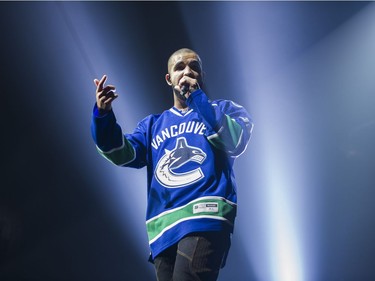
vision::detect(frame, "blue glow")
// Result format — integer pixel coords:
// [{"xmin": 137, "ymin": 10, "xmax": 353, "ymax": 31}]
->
[
  {"xmin": 5, "ymin": 2, "xmax": 372, "ymax": 280},
  {"xmin": 2, "ymin": 0, "xmax": 375, "ymax": 280},
  {"xmin": 57, "ymin": 0, "xmax": 153, "ymax": 269},
  {"xmin": 179, "ymin": 2, "xmax": 375, "ymax": 281},
  {"xmin": 178, "ymin": 3, "xmax": 310, "ymax": 280},
  {"xmin": 64, "ymin": 2, "xmax": 375, "ymax": 280}
]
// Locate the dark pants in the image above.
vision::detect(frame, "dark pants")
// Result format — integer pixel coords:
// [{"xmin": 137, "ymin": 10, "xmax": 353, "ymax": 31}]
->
[{"xmin": 154, "ymin": 231, "xmax": 231, "ymax": 281}]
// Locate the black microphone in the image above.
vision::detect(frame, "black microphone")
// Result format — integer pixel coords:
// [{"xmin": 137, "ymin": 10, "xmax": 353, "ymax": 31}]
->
[{"xmin": 180, "ymin": 85, "xmax": 189, "ymax": 97}]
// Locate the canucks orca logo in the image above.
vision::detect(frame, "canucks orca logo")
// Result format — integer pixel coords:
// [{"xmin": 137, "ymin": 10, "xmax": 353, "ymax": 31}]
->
[{"xmin": 155, "ymin": 137, "xmax": 207, "ymax": 188}]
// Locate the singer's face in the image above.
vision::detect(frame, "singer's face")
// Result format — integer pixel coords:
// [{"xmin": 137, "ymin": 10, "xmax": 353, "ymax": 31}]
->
[{"xmin": 166, "ymin": 51, "xmax": 203, "ymax": 93}]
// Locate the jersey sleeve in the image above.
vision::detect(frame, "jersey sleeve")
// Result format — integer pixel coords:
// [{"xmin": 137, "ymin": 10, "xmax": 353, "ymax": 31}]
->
[
  {"xmin": 90, "ymin": 104, "xmax": 148, "ymax": 168},
  {"xmin": 186, "ymin": 89, "xmax": 254, "ymax": 157}
]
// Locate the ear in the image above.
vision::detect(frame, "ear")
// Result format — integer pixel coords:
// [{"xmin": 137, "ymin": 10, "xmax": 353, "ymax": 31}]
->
[
  {"xmin": 198, "ymin": 71, "xmax": 205, "ymax": 88},
  {"xmin": 165, "ymin": 74, "xmax": 172, "ymax": 86}
]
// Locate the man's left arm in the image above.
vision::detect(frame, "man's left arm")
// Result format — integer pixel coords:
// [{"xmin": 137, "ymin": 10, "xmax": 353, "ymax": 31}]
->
[{"xmin": 186, "ymin": 89, "xmax": 254, "ymax": 156}]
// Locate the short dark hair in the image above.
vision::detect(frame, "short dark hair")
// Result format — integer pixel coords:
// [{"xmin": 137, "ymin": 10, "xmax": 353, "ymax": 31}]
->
[{"xmin": 167, "ymin": 48, "xmax": 202, "ymax": 73}]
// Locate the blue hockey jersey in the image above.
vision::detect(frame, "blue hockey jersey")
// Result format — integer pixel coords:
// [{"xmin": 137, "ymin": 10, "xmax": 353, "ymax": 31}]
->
[{"xmin": 91, "ymin": 89, "xmax": 253, "ymax": 260}]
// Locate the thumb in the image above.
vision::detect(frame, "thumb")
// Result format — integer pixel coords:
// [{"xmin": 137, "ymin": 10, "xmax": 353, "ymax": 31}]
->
[{"xmin": 93, "ymin": 79, "xmax": 99, "ymax": 86}]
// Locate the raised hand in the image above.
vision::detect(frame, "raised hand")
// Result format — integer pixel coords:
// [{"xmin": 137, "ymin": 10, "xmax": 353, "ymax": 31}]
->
[{"xmin": 94, "ymin": 75, "xmax": 118, "ymax": 112}]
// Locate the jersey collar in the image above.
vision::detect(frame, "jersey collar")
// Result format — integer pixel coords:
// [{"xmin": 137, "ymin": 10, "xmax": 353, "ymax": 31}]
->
[{"xmin": 170, "ymin": 107, "xmax": 194, "ymax": 117}]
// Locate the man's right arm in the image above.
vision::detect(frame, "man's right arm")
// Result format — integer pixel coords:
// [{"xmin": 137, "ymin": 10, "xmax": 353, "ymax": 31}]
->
[
  {"xmin": 91, "ymin": 105, "xmax": 136, "ymax": 166},
  {"xmin": 91, "ymin": 74, "xmax": 136, "ymax": 166}
]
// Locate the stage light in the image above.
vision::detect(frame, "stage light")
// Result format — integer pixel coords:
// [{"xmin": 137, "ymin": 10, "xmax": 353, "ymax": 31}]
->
[
  {"xmin": 55, "ymin": 1, "xmax": 155, "ymax": 274},
  {"xmin": 178, "ymin": 2, "xmax": 312, "ymax": 280}
]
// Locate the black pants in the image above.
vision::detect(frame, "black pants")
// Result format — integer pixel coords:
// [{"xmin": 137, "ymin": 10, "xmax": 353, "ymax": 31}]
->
[{"xmin": 154, "ymin": 231, "xmax": 231, "ymax": 281}]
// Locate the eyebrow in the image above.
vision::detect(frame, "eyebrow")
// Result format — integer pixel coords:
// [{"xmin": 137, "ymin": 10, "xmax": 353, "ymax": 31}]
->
[
  {"xmin": 189, "ymin": 60, "xmax": 201, "ymax": 68},
  {"xmin": 173, "ymin": 61, "xmax": 184, "ymax": 70},
  {"xmin": 173, "ymin": 59, "xmax": 201, "ymax": 71}
]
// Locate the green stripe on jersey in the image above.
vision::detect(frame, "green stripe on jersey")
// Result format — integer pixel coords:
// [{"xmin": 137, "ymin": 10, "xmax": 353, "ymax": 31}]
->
[
  {"xmin": 226, "ymin": 115, "xmax": 242, "ymax": 145},
  {"xmin": 97, "ymin": 136, "xmax": 135, "ymax": 166},
  {"xmin": 146, "ymin": 197, "xmax": 237, "ymax": 244},
  {"xmin": 208, "ymin": 115, "xmax": 242, "ymax": 151}
]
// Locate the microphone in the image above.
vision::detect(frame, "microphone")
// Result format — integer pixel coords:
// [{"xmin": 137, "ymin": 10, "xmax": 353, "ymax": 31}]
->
[{"xmin": 180, "ymin": 85, "xmax": 189, "ymax": 97}]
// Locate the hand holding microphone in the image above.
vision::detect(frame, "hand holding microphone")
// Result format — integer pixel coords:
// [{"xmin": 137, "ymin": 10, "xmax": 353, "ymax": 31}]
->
[
  {"xmin": 180, "ymin": 84, "xmax": 189, "ymax": 97},
  {"xmin": 179, "ymin": 77, "xmax": 200, "ymax": 100}
]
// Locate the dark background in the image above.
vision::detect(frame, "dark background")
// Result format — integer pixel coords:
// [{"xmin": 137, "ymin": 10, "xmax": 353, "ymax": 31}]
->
[{"xmin": 1, "ymin": 2, "xmax": 374, "ymax": 281}]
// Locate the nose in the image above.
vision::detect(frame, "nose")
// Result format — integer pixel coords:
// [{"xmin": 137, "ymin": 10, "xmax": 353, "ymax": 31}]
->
[{"xmin": 183, "ymin": 66, "xmax": 193, "ymax": 77}]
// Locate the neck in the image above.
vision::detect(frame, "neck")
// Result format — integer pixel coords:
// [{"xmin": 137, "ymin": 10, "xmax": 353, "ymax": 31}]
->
[
  {"xmin": 173, "ymin": 92, "xmax": 188, "ymax": 110},
  {"xmin": 174, "ymin": 103, "xmax": 189, "ymax": 111}
]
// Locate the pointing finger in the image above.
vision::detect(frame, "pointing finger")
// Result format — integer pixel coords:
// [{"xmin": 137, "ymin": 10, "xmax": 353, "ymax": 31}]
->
[{"xmin": 97, "ymin": 75, "xmax": 107, "ymax": 92}]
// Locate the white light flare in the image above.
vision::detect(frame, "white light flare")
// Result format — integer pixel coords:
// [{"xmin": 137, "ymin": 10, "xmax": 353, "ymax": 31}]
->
[
  {"xmin": 267, "ymin": 168, "xmax": 304, "ymax": 281},
  {"xmin": 184, "ymin": 3, "xmax": 312, "ymax": 281}
]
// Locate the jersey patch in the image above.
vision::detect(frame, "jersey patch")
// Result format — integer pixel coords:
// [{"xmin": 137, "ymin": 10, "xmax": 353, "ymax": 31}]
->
[
  {"xmin": 193, "ymin": 202, "xmax": 219, "ymax": 214},
  {"xmin": 155, "ymin": 137, "xmax": 206, "ymax": 188}
]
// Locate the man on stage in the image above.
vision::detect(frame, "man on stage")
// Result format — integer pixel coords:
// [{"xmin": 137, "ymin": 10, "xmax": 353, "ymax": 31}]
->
[{"xmin": 91, "ymin": 48, "xmax": 253, "ymax": 281}]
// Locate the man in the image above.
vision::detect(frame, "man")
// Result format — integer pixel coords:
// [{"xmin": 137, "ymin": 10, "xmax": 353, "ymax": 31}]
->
[{"xmin": 91, "ymin": 48, "xmax": 253, "ymax": 281}]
